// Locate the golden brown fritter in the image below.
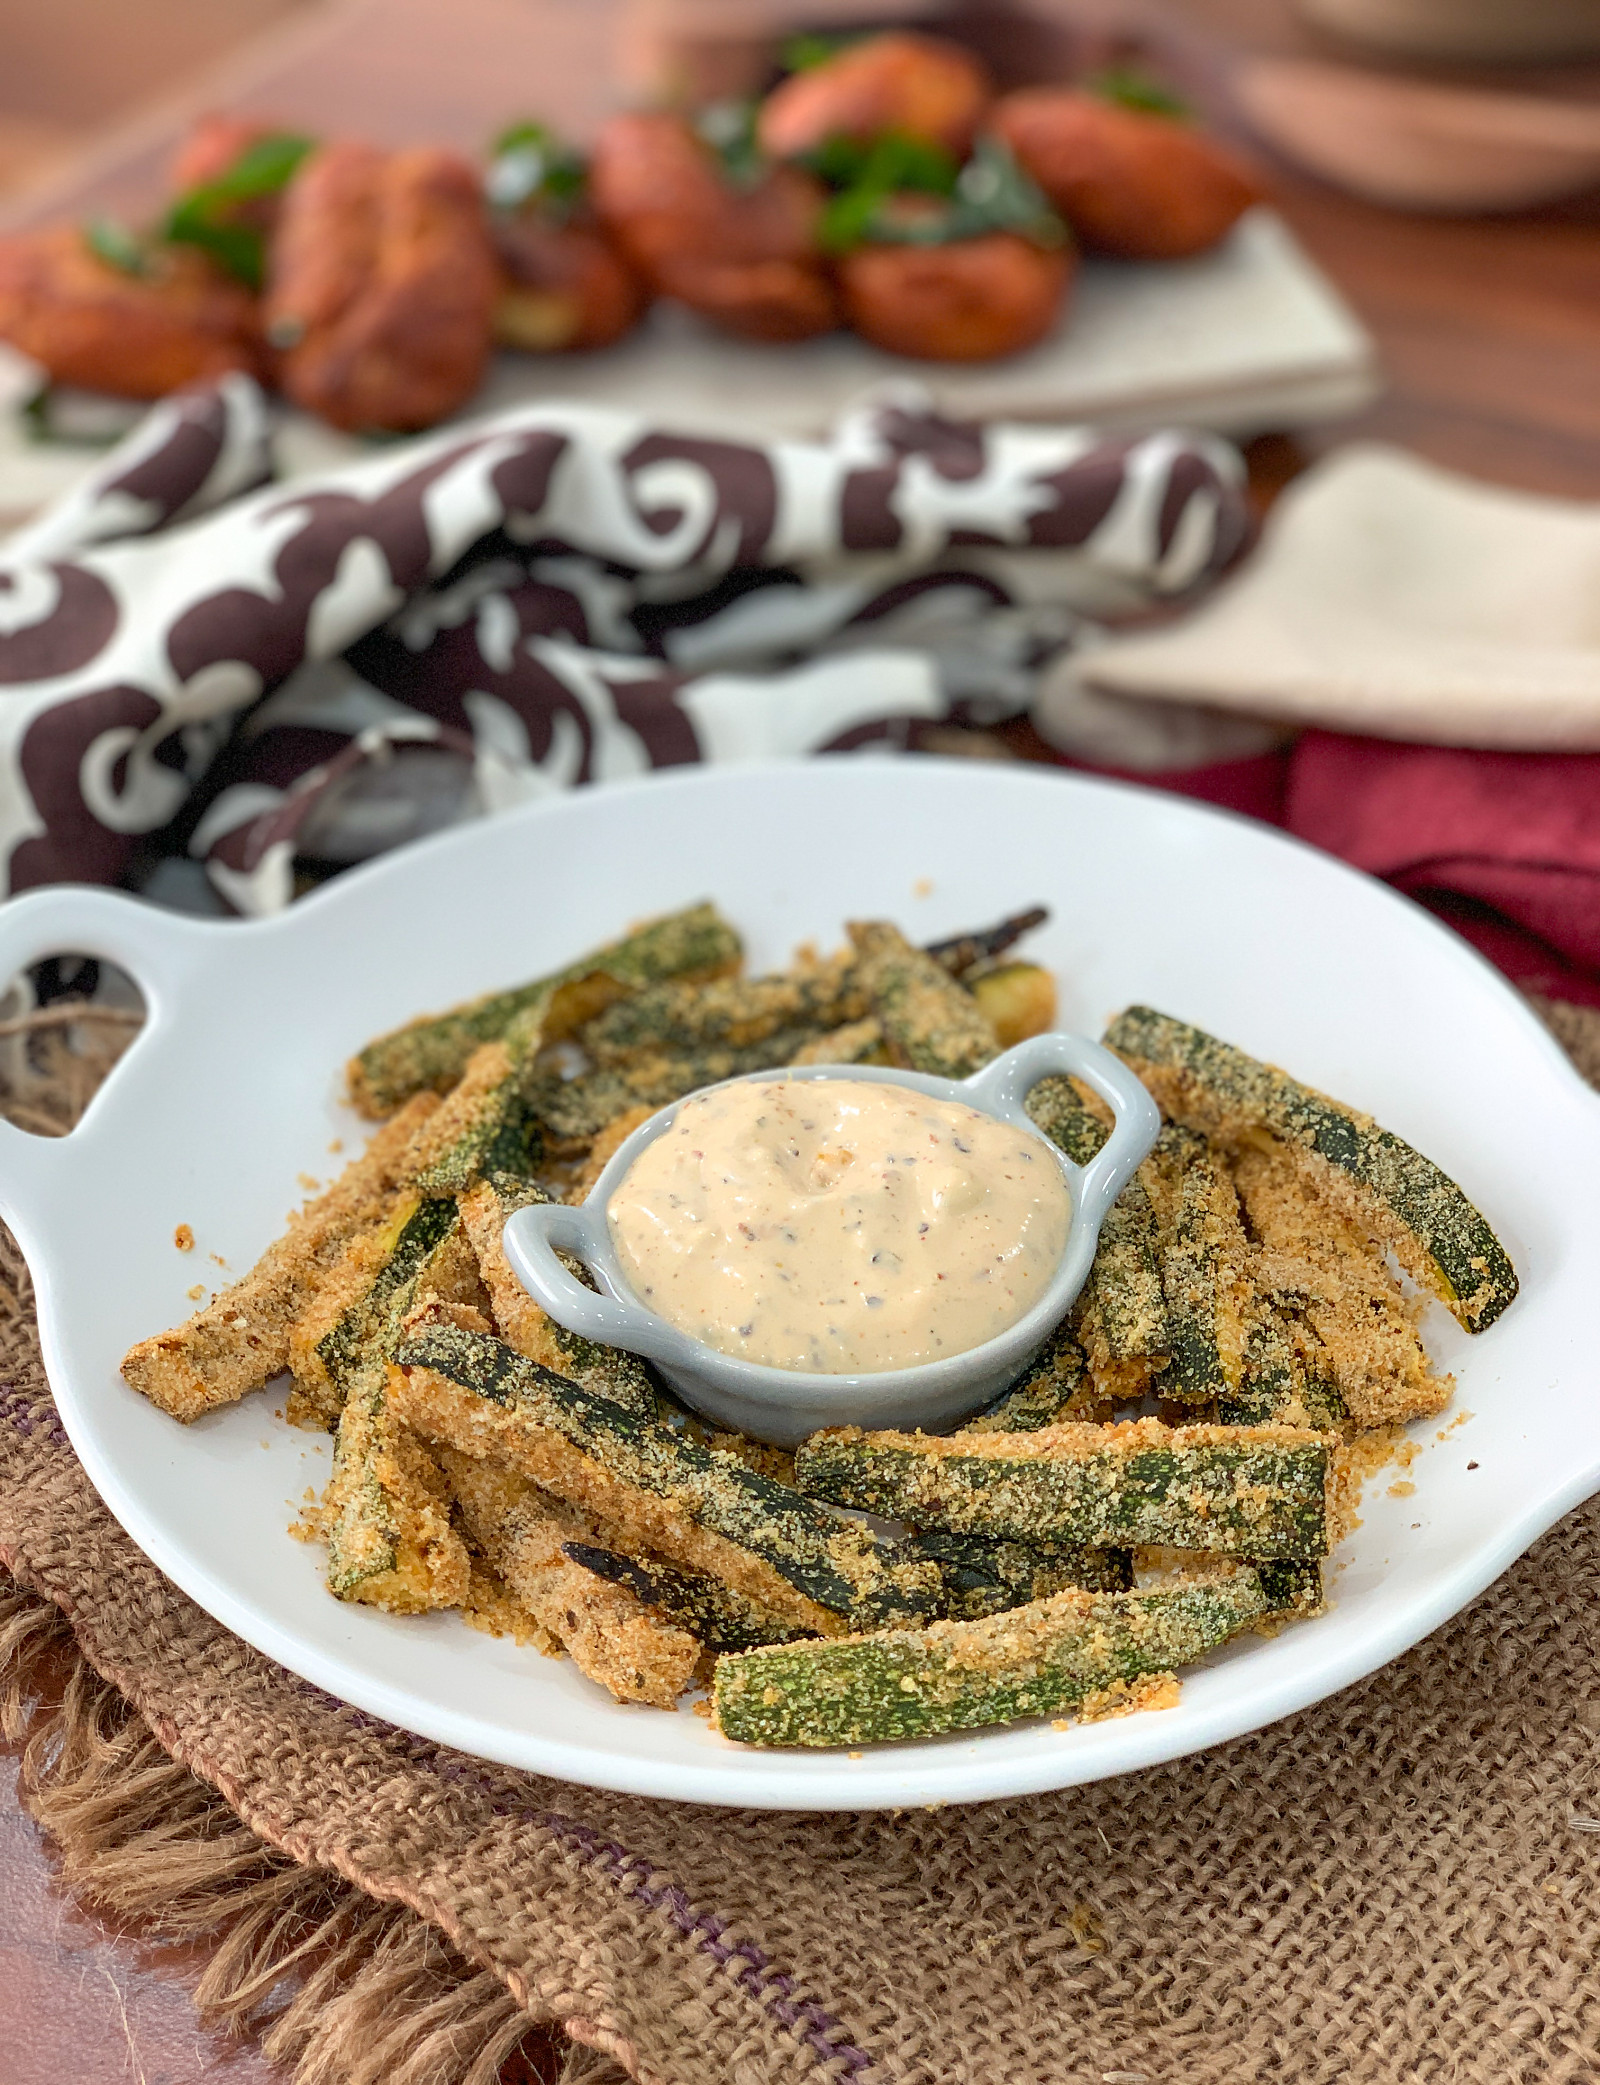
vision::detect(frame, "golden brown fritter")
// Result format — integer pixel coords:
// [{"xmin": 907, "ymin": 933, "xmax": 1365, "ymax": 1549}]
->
[
  {"xmin": 0, "ymin": 226, "xmax": 264, "ymax": 398},
  {"xmin": 492, "ymin": 211, "xmax": 646, "ymax": 353},
  {"xmin": 265, "ymin": 141, "xmax": 497, "ymax": 431},
  {"xmin": 836, "ymin": 229, "xmax": 1070, "ymax": 361},
  {"xmin": 993, "ymin": 89, "xmax": 1261, "ymax": 260},
  {"xmin": 758, "ymin": 33, "xmax": 992, "ymax": 161},
  {"xmin": 589, "ymin": 111, "xmax": 837, "ymax": 343}
]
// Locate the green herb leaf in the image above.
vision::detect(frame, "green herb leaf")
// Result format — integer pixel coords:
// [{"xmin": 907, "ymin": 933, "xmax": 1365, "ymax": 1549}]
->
[
  {"xmin": 693, "ymin": 99, "xmax": 766, "ymax": 190},
  {"xmin": 1086, "ymin": 66, "xmax": 1191, "ymax": 119},
  {"xmin": 779, "ymin": 32, "xmax": 849, "ymax": 73},
  {"xmin": 486, "ymin": 120, "xmax": 587, "ymax": 215},
  {"xmin": 819, "ymin": 135, "xmax": 1064, "ymax": 254},
  {"xmin": 163, "ymin": 130, "xmax": 315, "ymax": 287},
  {"xmin": 83, "ymin": 217, "xmax": 150, "ymax": 277}
]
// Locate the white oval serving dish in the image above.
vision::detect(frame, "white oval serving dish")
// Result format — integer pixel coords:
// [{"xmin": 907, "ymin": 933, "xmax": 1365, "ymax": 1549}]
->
[{"xmin": 0, "ymin": 759, "xmax": 1596, "ymax": 1811}]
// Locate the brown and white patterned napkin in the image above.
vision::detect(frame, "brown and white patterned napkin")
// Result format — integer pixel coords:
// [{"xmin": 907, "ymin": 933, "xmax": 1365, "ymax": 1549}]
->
[{"xmin": 0, "ymin": 377, "xmax": 1250, "ymax": 914}]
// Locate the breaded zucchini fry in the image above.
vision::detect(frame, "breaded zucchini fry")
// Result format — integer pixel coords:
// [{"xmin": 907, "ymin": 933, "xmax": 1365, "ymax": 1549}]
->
[
  {"xmin": 960, "ymin": 1316, "xmax": 1102, "ymax": 1433},
  {"xmin": 321, "ymin": 1226, "xmax": 485, "ymax": 1611},
  {"xmin": 1159, "ymin": 1148, "xmax": 1251, "ymax": 1405},
  {"xmin": 714, "ymin": 1573, "xmax": 1271, "ymax": 1748},
  {"xmin": 579, "ymin": 952, "xmax": 863, "ymax": 1064},
  {"xmin": 389, "ymin": 1309, "xmax": 941, "ymax": 1632},
  {"xmin": 459, "ymin": 1175, "xmax": 658, "ymax": 1418},
  {"xmin": 847, "ymin": 920, "xmax": 1000, "ymax": 1077},
  {"xmin": 521, "ymin": 1027, "xmax": 835, "ymax": 1146},
  {"xmin": 968, "ymin": 962, "xmax": 1057, "ymax": 1049},
  {"xmin": 348, "ymin": 902, "xmax": 741, "ymax": 1116},
  {"xmin": 1217, "ymin": 1303, "xmax": 1346, "ymax": 1433},
  {"xmin": 1105, "ymin": 1006, "xmax": 1518, "ymax": 1332},
  {"xmin": 907, "ymin": 1529, "xmax": 1132, "ymax": 1618},
  {"xmin": 1026, "ymin": 1077, "xmax": 1169, "ymax": 1397},
  {"xmin": 1231, "ymin": 1140, "xmax": 1450, "ymax": 1428},
  {"xmin": 439, "ymin": 1448, "xmax": 700, "ymax": 1706},
  {"xmin": 288, "ymin": 1190, "xmax": 459, "ymax": 1429},
  {"xmin": 121, "ymin": 1091, "xmax": 439, "ymax": 1420},
  {"xmin": 560, "ymin": 1541, "xmax": 808, "ymax": 1652},
  {"xmin": 925, "ymin": 906, "xmax": 1048, "ymax": 980},
  {"xmin": 795, "ymin": 1416, "xmax": 1332, "ymax": 1561}
]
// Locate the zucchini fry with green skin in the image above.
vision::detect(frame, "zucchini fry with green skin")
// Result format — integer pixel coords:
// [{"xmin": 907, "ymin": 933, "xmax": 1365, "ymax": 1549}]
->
[
  {"xmin": 1232, "ymin": 1139, "xmax": 1448, "ymax": 1428},
  {"xmin": 794, "ymin": 1417, "xmax": 1332, "ymax": 1561},
  {"xmin": 924, "ymin": 906, "xmax": 1049, "ymax": 980},
  {"xmin": 347, "ymin": 902, "xmax": 743, "ymax": 1117},
  {"xmin": 120, "ymin": 1091, "xmax": 441, "ymax": 1421},
  {"xmin": 458, "ymin": 1176, "xmax": 658, "ymax": 1419},
  {"xmin": 1026, "ymin": 1077, "xmax": 1169, "ymax": 1398},
  {"xmin": 1105, "ymin": 1006, "xmax": 1518, "ymax": 1332},
  {"xmin": 321, "ymin": 1224, "xmax": 486, "ymax": 1610},
  {"xmin": 907, "ymin": 1530, "xmax": 1133, "ymax": 1618},
  {"xmin": 560, "ymin": 1542, "xmax": 811, "ymax": 1652},
  {"xmin": 523, "ymin": 1027, "xmax": 837, "ymax": 1147},
  {"xmin": 1217, "ymin": 1302, "xmax": 1346, "ymax": 1433},
  {"xmin": 960, "ymin": 1317, "xmax": 1104, "ymax": 1433},
  {"xmin": 847, "ymin": 920, "xmax": 1000, "ymax": 1078},
  {"xmin": 389, "ymin": 1310, "xmax": 942, "ymax": 1633},
  {"xmin": 580, "ymin": 953, "xmax": 864, "ymax": 1064},
  {"xmin": 1159, "ymin": 1150, "xmax": 1251, "ymax": 1404},
  {"xmin": 288, "ymin": 1191, "xmax": 460, "ymax": 1429},
  {"xmin": 439, "ymin": 1448, "xmax": 702, "ymax": 1706},
  {"xmin": 713, "ymin": 1573, "xmax": 1271, "ymax": 1748}
]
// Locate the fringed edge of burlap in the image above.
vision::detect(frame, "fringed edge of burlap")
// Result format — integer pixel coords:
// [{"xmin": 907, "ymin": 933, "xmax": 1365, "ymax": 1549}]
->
[{"xmin": 0, "ymin": 1580, "xmax": 625, "ymax": 2085}]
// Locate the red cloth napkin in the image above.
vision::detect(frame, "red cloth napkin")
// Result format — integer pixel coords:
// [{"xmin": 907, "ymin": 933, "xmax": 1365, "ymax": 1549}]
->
[{"xmin": 1049, "ymin": 735, "xmax": 1600, "ymax": 1009}]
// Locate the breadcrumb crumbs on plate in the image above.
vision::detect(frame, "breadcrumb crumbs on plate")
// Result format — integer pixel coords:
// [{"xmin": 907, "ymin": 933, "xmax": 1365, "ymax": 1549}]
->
[
  {"xmin": 209, "ymin": 1252, "xmax": 228, "ymax": 1268},
  {"xmin": 173, "ymin": 1224, "xmax": 194, "ymax": 1252},
  {"xmin": 1387, "ymin": 1480, "xmax": 1417, "ymax": 1498},
  {"xmin": 186, "ymin": 1284, "xmax": 205, "ymax": 1301},
  {"xmin": 327, "ymin": 1138, "xmax": 344, "ymax": 1154},
  {"xmin": 913, "ymin": 877, "xmax": 934, "ymax": 898},
  {"xmin": 297, "ymin": 1173, "xmax": 321, "ymax": 1192}
]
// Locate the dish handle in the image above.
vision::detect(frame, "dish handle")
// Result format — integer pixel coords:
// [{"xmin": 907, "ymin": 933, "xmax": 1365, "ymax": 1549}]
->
[
  {"xmin": 0, "ymin": 885, "xmax": 215, "ymax": 1210},
  {"xmin": 961, "ymin": 1029, "xmax": 1162, "ymax": 1222}
]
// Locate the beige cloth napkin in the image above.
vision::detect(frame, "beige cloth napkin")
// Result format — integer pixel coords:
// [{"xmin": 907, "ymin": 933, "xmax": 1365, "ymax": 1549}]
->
[{"xmin": 1065, "ymin": 442, "xmax": 1600, "ymax": 752}]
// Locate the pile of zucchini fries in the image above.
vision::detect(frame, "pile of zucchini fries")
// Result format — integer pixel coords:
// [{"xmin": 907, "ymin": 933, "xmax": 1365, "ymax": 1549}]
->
[{"xmin": 122, "ymin": 902, "xmax": 1517, "ymax": 1750}]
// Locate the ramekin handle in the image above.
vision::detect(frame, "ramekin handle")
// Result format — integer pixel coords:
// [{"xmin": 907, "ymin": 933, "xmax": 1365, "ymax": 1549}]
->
[
  {"xmin": 962, "ymin": 1030, "xmax": 1161, "ymax": 1219},
  {"xmin": 501, "ymin": 1200, "xmax": 685, "ymax": 1364}
]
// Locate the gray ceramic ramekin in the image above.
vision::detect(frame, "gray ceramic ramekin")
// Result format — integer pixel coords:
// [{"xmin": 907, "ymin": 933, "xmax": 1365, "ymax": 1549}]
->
[{"xmin": 501, "ymin": 1031, "xmax": 1159, "ymax": 1447}]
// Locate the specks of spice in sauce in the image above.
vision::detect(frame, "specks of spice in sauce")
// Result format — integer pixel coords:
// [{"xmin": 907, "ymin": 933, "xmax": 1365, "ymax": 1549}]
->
[{"xmin": 606, "ymin": 1077, "xmax": 1071, "ymax": 1374}]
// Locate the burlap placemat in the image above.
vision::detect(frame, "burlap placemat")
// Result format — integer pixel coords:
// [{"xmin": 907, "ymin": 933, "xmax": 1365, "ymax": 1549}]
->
[{"xmin": 2, "ymin": 996, "xmax": 1599, "ymax": 2085}]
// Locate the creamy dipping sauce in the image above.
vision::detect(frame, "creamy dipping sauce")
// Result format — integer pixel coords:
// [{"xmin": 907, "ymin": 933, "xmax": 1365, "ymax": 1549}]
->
[{"xmin": 605, "ymin": 1076, "xmax": 1071, "ymax": 1374}]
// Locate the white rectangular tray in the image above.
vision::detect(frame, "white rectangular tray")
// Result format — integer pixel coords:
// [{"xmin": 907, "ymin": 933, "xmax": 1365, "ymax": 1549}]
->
[{"xmin": 0, "ymin": 208, "xmax": 1377, "ymax": 525}]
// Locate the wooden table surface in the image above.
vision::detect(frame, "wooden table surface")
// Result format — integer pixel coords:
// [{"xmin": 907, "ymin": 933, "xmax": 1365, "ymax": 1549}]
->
[{"xmin": 4, "ymin": 2, "xmax": 1600, "ymax": 2078}]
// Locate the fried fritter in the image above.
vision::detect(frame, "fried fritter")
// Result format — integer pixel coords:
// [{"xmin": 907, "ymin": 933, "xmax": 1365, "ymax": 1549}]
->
[
  {"xmin": 837, "ymin": 229, "xmax": 1069, "ymax": 361},
  {"xmin": 589, "ymin": 111, "xmax": 836, "ymax": 343},
  {"xmin": 759, "ymin": 33, "xmax": 992, "ymax": 162},
  {"xmin": 993, "ymin": 89, "xmax": 1260, "ymax": 260},
  {"xmin": 0, "ymin": 226, "xmax": 263, "ymax": 398},
  {"xmin": 492, "ymin": 212, "xmax": 646, "ymax": 353},
  {"xmin": 265, "ymin": 141, "xmax": 497, "ymax": 431}
]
